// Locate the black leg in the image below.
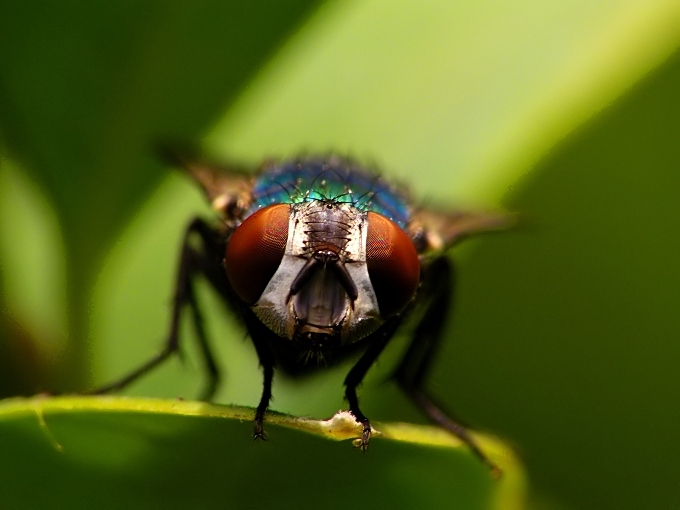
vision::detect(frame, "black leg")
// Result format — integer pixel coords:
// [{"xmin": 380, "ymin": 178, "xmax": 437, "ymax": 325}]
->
[
  {"xmin": 253, "ymin": 362, "xmax": 274, "ymax": 440},
  {"xmin": 394, "ymin": 256, "xmax": 500, "ymax": 475},
  {"xmin": 242, "ymin": 309, "xmax": 277, "ymax": 440},
  {"xmin": 344, "ymin": 318, "xmax": 402, "ymax": 451},
  {"xmin": 88, "ymin": 218, "xmax": 227, "ymax": 400}
]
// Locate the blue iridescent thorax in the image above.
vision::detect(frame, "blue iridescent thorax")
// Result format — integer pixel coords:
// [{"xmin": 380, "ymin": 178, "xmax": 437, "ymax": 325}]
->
[{"xmin": 246, "ymin": 157, "xmax": 411, "ymax": 228}]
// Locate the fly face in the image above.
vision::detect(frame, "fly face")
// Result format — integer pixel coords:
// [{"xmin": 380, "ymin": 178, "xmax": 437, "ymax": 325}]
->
[
  {"xmin": 220, "ymin": 158, "xmax": 420, "ymax": 361},
  {"xmin": 93, "ymin": 152, "xmax": 513, "ymax": 475},
  {"xmin": 248, "ymin": 201, "xmax": 382, "ymax": 350}
]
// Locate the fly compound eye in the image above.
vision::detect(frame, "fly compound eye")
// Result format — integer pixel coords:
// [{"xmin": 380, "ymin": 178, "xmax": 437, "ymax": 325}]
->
[
  {"xmin": 366, "ymin": 212, "xmax": 420, "ymax": 317},
  {"xmin": 225, "ymin": 204, "xmax": 290, "ymax": 305}
]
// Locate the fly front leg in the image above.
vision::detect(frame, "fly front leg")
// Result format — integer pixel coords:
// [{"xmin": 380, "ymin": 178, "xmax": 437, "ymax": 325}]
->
[
  {"xmin": 253, "ymin": 361, "xmax": 273, "ymax": 440},
  {"xmin": 88, "ymin": 218, "xmax": 228, "ymax": 401},
  {"xmin": 394, "ymin": 256, "xmax": 500, "ymax": 475},
  {"xmin": 344, "ymin": 319, "xmax": 402, "ymax": 451},
  {"xmin": 241, "ymin": 308, "xmax": 279, "ymax": 441}
]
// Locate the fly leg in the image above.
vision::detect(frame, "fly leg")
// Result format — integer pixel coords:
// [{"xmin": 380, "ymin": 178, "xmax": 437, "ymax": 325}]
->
[
  {"xmin": 88, "ymin": 218, "xmax": 227, "ymax": 401},
  {"xmin": 394, "ymin": 256, "xmax": 500, "ymax": 475},
  {"xmin": 344, "ymin": 319, "xmax": 402, "ymax": 451},
  {"xmin": 241, "ymin": 308, "xmax": 278, "ymax": 440},
  {"xmin": 252, "ymin": 351, "xmax": 274, "ymax": 441}
]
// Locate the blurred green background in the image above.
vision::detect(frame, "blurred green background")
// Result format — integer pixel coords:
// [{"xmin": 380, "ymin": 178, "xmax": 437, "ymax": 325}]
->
[{"xmin": 1, "ymin": 0, "xmax": 680, "ymax": 508}]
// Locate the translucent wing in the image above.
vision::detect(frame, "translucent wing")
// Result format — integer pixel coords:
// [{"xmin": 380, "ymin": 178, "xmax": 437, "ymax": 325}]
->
[
  {"xmin": 408, "ymin": 207, "xmax": 516, "ymax": 253},
  {"xmin": 160, "ymin": 145, "xmax": 253, "ymax": 221}
]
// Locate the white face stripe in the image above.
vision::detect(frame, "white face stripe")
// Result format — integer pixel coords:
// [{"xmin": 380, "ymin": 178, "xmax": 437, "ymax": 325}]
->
[{"xmin": 251, "ymin": 202, "xmax": 383, "ymax": 344}]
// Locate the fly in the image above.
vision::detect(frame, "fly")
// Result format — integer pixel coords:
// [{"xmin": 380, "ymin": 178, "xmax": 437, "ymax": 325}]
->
[{"xmin": 92, "ymin": 151, "xmax": 512, "ymax": 474}]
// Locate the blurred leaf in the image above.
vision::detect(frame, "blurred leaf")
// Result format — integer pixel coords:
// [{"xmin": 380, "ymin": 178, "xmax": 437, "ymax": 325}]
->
[
  {"xmin": 208, "ymin": 0, "xmax": 680, "ymax": 203},
  {"xmin": 0, "ymin": 396, "xmax": 525, "ymax": 510},
  {"xmin": 0, "ymin": 0, "xmax": 322, "ymax": 387},
  {"xmin": 443, "ymin": 46, "xmax": 680, "ymax": 510},
  {"xmin": 0, "ymin": 162, "xmax": 67, "ymax": 396}
]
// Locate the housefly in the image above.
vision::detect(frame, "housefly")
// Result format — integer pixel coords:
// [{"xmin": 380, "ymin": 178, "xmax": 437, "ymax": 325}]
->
[{"xmin": 93, "ymin": 152, "xmax": 512, "ymax": 473}]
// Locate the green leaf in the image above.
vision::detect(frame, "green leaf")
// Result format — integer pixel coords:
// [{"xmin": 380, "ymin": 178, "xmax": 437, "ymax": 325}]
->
[
  {"xmin": 208, "ymin": 0, "xmax": 680, "ymax": 203},
  {"xmin": 0, "ymin": 0, "xmax": 322, "ymax": 388},
  {"xmin": 450, "ymin": 47, "xmax": 680, "ymax": 510},
  {"xmin": 0, "ymin": 396, "xmax": 525, "ymax": 510}
]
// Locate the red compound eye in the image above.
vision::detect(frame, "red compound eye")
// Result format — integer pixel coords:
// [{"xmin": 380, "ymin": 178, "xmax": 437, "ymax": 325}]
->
[
  {"xmin": 366, "ymin": 212, "xmax": 420, "ymax": 317},
  {"xmin": 225, "ymin": 204, "xmax": 290, "ymax": 305}
]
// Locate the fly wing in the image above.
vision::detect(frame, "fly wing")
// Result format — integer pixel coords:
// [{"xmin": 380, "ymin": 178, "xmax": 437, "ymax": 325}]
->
[
  {"xmin": 408, "ymin": 207, "xmax": 516, "ymax": 254},
  {"xmin": 160, "ymin": 144, "xmax": 253, "ymax": 221}
]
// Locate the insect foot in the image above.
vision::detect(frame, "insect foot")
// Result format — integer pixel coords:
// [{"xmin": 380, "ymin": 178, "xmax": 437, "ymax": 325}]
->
[{"xmin": 253, "ymin": 418, "xmax": 268, "ymax": 441}]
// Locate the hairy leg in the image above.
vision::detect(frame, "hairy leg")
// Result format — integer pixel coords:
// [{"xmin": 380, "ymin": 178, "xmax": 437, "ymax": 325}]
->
[
  {"xmin": 394, "ymin": 256, "xmax": 500, "ymax": 475},
  {"xmin": 344, "ymin": 319, "xmax": 402, "ymax": 450},
  {"xmin": 89, "ymin": 218, "xmax": 228, "ymax": 400}
]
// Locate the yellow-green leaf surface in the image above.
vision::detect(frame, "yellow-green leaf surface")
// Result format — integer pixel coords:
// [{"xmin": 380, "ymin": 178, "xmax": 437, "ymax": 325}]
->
[
  {"xmin": 0, "ymin": 396, "xmax": 524, "ymax": 510},
  {"xmin": 208, "ymin": 0, "xmax": 680, "ymax": 203}
]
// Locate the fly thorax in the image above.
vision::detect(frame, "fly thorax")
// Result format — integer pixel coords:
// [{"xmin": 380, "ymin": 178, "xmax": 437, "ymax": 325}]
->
[{"xmin": 252, "ymin": 201, "xmax": 383, "ymax": 348}]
